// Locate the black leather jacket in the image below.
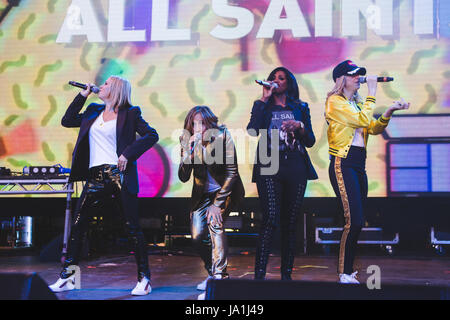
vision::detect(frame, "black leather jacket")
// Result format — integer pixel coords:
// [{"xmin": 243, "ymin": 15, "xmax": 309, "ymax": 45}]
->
[
  {"xmin": 247, "ymin": 99, "xmax": 318, "ymax": 182},
  {"xmin": 178, "ymin": 126, "xmax": 245, "ymax": 212}
]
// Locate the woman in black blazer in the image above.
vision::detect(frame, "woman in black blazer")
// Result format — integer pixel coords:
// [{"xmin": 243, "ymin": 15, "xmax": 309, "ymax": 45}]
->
[
  {"xmin": 49, "ymin": 76, "xmax": 159, "ymax": 296},
  {"xmin": 247, "ymin": 67, "xmax": 318, "ymax": 280}
]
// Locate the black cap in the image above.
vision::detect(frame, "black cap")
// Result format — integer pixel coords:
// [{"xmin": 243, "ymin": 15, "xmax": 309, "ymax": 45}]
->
[{"xmin": 332, "ymin": 60, "xmax": 366, "ymax": 82}]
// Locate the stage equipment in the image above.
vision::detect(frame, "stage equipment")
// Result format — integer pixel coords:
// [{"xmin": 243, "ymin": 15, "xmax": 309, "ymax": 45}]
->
[
  {"xmin": 0, "ymin": 175, "xmax": 74, "ymax": 260},
  {"xmin": 382, "ymin": 114, "xmax": 450, "ymax": 196},
  {"xmin": 431, "ymin": 227, "xmax": 450, "ymax": 255},
  {"xmin": 0, "ymin": 167, "xmax": 11, "ymax": 176},
  {"xmin": 205, "ymin": 278, "xmax": 450, "ymax": 300},
  {"xmin": 0, "ymin": 273, "xmax": 57, "ymax": 300},
  {"xmin": 22, "ymin": 165, "xmax": 70, "ymax": 176},
  {"xmin": 315, "ymin": 227, "xmax": 399, "ymax": 255}
]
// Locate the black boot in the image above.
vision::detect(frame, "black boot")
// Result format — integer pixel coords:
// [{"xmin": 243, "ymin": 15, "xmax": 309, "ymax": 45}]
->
[
  {"xmin": 128, "ymin": 229, "xmax": 151, "ymax": 281},
  {"xmin": 254, "ymin": 243, "xmax": 269, "ymax": 280},
  {"xmin": 281, "ymin": 271, "xmax": 292, "ymax": 281},
  {"xmin": 280, "ymin": 243, "xmax": 295, "ymax": 281}
]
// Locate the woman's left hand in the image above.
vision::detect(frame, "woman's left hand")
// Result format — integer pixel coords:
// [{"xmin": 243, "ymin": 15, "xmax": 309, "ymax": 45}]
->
[
  {"xmin": 282, "ymin": 120, "xmax": 304, "ymax": 134},
  {"xmin": 118, "ymin": 154, "xmax": 128, "ymax": 172},
  {"xmin": 207, "ymin": 204, "xmax": 223, "ymax": 227},
  {"xmin": 384, "ymin": 98, "xmax": 410, "ymax": 118}
]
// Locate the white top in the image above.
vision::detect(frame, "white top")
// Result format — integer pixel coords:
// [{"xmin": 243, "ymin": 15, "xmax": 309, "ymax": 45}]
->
[
  {"xmin": 349, "ymin": 101, "xmax": 365, "ymax": 147},
  {"xmin": 89, "ymin": 111, "xmax": 118, "ymax": 168}
]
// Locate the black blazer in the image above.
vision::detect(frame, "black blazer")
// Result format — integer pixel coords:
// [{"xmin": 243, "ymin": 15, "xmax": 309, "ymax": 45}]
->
[
  {"xmin": 62, "ymin": 93, "xmax": 159, "ymax": 194},
  {"xmin": 247, "ymin": 99, "xmax": 318, "ymax": 182}
]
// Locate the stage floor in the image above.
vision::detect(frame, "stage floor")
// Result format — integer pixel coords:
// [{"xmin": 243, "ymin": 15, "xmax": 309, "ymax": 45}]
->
[{"xmin": 0, "ymin": 253, "xmax": 449, "ymax": 300}]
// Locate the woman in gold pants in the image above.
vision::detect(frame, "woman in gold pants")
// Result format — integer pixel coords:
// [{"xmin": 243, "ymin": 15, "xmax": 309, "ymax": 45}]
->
[{"xmin": 178, "ymin": 106, "xmax": 244, "ymax": 299}]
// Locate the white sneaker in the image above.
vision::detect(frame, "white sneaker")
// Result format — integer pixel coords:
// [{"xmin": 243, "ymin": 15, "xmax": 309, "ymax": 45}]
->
[
  {"xmin": 48, "ymin": 274, "xmax": 76, "ymax": 293},
  {"xmin": 131, "ymin": 277, "xmax": 151, "ymax": 296},
  {"xmin": 339, "ymin": 271, "xmax": 360, "ymax": 284},
  {"xmin": 197, "ymin": 292, "xmax": 205, "ymax": 300},
  {"xmin": 196, "ymin": 276, "xmax": 213, "ymax": 291}
]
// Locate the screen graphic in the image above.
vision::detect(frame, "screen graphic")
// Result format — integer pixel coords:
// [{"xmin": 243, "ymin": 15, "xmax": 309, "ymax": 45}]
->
[{"xmin": 0, "ymin": 0, "xmax": 449, "ymax": 197}]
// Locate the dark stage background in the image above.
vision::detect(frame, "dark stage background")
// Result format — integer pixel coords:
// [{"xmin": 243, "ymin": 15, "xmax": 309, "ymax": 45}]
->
[{"xmin": 1, "ymin": 197, "xmax": 448, "ymax": 258}]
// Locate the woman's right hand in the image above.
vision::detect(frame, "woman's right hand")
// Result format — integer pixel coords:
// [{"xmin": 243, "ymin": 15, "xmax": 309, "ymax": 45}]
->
[
  {"xmin": 190, "ymin": 132, "xmax": 203, "ymax": 149},
  {"xmin": 260, "ymin": 80, "xmax": 275, "ymax": 103},
  {"xmin": 80, "ymin": 83, "xmax": 95, "ymax": 98},
  {"xmin": 366, "ymin": 75, "xmax": 378, "ymax": 97},
  {"xmin": 180, "ymin": 133, "xmax": 202, "ymax": 161}
]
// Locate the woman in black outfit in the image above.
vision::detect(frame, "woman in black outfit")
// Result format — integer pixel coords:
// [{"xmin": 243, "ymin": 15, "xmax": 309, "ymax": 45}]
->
[
  {"xmin": 247, "ymin": 67, "xmax": 318, "ymax": 280},
  {"xmin": 49, "ymin": 76, "xmax": 159, "ymax": 295}
]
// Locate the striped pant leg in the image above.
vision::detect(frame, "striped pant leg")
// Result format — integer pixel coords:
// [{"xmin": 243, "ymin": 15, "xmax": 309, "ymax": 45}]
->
[
  {"xmin": 280, "ymin": 181, "xmax": 306, "ymax": 278},
  {"xmin": 329, "ymin": 156, "xmax": 365, "ymax": 275},
  {"xmin": 254, "ymin": 176, "xmax": 283, "ymax": 279}
]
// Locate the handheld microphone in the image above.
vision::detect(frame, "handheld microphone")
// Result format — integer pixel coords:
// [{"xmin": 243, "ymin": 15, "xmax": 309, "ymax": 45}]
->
[
  {"xmin": 359, "ymin": 77, "xmax": 394, "ymax": 83},
  {"xmin": 190, "ymin": 133, "xmax": 203, "ymax": 152},
  {"xmin": 68, "ymin": 81, "xmax": 100, "ymax": 93},
  {"xmin": 255, "ymin": 80, "xmax": 279, "ymax": 89}
]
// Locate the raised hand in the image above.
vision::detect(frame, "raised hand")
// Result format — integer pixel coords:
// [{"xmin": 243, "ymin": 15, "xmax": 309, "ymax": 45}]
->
[
  {"xmin": 80, "ymin": 83, "xmax": 95, "ymax": 98},
  {"xmin": 260, "ymin": 80, "xmax": 276, "ymax": 103},
  {"xmin": 384, "ymin": 98, "xmax": 410, "ymax": 118}
]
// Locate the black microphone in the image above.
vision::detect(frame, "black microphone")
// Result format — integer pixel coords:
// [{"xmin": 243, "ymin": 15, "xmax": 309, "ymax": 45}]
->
[
  {"xmin": 255, "ymin": 80, "xmax": 279, "ymax": 89},
  {"xmin": 359, "ymin": 77, "xmax": 394, "ymax": 83},
  {"xmin": 68, "ymin": 81, "xmax": 100, "ymax": 93}
]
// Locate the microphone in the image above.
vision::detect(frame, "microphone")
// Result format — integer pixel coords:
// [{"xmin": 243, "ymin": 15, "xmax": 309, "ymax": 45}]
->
[
  {"xmin": 359, "ymin": 77, "xmax": 394, "ymax": 83},
  {"xmin": 190, "ymin": 133, "xmax": 202, "ymax": 152},
  {"xmin": 68, "ymin": 81, "xmax": 100, "ymax": 93},
  {"xmin": 255, "ymin": 80, "xmax": 279, "ymax": 89}
]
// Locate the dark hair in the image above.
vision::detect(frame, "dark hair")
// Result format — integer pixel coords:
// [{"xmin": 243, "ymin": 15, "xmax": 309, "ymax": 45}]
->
[
  {"xmin": 267, "ymin": 67, "xmax": 300, "ymax": 104},
  {"xmin": 183, "ymin": 106, "xmax": 220, "ymax": 135}
]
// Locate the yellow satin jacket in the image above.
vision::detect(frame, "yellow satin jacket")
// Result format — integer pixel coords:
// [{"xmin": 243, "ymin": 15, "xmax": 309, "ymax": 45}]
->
[{"xmin": 325, "ymin": 94, "xmax": 391, "ymax": 158}]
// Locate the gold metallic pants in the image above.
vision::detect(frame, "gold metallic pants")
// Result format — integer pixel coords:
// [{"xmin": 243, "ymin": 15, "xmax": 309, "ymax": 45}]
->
[{"xmin": 190, "ymin": 193, "xmax": 229, "ymax": 278}]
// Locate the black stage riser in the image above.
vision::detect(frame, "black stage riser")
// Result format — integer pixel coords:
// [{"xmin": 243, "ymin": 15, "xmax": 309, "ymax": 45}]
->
[
  {"xmin": 0, "ymin": 273, "xmax": 58, "ymax": 300},
  {"xmin": 205, "ymin": 279, "xmax": 450, "ymax": 300}
]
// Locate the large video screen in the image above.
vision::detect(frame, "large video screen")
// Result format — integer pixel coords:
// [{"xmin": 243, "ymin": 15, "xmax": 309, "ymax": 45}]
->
[{"xmin": 0, "ymin": 0, "xmax": 449, "ymax": 197}]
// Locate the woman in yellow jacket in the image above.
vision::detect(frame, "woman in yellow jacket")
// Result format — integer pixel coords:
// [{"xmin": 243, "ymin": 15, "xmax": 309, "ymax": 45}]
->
[{"xmin": 325, "ymin": 60, "xmax": 409, "ymax": 283}]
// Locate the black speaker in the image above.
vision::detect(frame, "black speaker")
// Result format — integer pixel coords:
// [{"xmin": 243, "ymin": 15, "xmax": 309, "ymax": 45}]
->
[
  {"xmin": 205, "ymin": 279, "xmax": 450, "ymax": 300},
  {"xmin": 0, "ymin": 273, "xmax": 58, "ymax": 300}
]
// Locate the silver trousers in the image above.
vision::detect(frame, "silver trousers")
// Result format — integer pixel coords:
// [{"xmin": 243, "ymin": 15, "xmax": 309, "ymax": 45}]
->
[{"xmin": 190, "ymin": 193, "xmax": 229, "ymax": 278}]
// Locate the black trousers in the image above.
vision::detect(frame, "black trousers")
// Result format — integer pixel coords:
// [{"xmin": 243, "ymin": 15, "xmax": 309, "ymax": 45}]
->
[
  {"xmin": 255, "ymin": 152, "xmax": 307, "ymax": 280},
  {"xmin": 64, "ymin": 164, "xmax": 150, "ymax": 281},
  {"xmin": 329, "ymin": 146, "xmax": 367, "ymax": 275}
]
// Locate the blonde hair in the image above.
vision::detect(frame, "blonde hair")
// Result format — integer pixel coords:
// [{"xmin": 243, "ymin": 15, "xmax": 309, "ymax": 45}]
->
[
  {"xmin": 107, "ymin": 76, "xmax": 132, "ymax": 111},
  {"xmin": 326, "ymin": 75, "xmax": 363, "ymax": 104}
]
